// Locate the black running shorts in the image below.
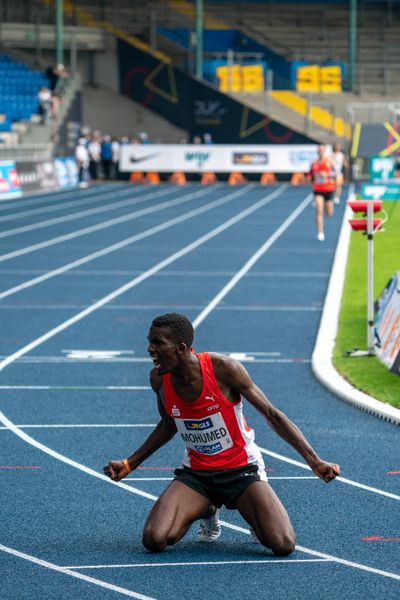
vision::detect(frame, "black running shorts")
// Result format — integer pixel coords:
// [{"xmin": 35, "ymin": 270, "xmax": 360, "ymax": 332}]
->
[
  {"xmin": 173, "ymin": 463, "xmax": 265, "ymax": 509},
  {"xmin": 314, "ymin": 190, "xmax": 334, "ymax": 201}
]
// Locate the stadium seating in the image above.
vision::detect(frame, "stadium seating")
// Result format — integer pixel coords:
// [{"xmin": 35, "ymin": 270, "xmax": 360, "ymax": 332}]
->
[{"xmin": 0, "ymin": 54, "xmax": 49, "ymax": 132}]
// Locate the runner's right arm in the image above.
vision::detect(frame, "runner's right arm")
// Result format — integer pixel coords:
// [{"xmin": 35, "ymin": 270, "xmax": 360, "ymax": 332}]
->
[{"xmin": 103, "ymin": 370, "xmax": 177, "ymax": 481}]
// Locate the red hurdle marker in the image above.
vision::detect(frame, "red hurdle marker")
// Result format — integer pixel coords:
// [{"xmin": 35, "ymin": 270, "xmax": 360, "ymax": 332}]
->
[{"xmin": 347, "ymin": 198, "xmax": 385, "ymax": 355}]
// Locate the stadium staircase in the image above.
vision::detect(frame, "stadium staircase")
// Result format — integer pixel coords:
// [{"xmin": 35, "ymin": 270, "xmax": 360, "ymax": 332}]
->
[{"xmin": 82, "ymin": 83, "xmax": 187, "ymax": 142}]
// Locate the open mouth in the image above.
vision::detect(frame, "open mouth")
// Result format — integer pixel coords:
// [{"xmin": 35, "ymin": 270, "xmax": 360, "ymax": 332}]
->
[{"xmin": 151, "ymin": 356, "xmax": 161, "ymax": 368}]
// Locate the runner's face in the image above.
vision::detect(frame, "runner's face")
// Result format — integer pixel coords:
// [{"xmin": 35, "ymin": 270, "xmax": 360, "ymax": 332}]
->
[{"xmin": 147, "ymin": 326, "xmax": 179, "ymax": 375}]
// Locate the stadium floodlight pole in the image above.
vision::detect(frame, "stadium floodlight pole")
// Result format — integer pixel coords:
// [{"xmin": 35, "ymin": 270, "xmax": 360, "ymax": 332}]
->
[
  {"xmin": 56, "ymin": 0, "xmax": 64, "ymax": 65},
  {"xmin": 195, "ymin": 0, "xmax": 204, "ymax": 80},
  {"xmin": 349, "ymin": 0, "xmax": 357, "ymax": 91}
]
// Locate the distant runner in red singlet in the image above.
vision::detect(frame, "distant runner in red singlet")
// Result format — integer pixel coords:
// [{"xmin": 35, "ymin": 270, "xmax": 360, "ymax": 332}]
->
[
  {"xmin": 104, "ymin": 313, "xmax": 340, "ymax": 556},
  {"xmin": 308, "ymin": 144, "xmax": 336, "ymax": 242}
]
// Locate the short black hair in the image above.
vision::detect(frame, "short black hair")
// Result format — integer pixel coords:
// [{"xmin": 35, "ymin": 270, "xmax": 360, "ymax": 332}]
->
[{"xmin": 151, "ymin": 313, "xmax": 194, "ymax": 347}]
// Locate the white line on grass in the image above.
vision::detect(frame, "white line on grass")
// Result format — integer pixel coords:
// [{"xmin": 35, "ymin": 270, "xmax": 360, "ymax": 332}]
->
[
  {"xmin": 0, "ymin": 544, "xmax": 156, "ymax": 600},
  {"xmin": 0, "ymin": 185, "xmax": 253, "ymax": 299}
]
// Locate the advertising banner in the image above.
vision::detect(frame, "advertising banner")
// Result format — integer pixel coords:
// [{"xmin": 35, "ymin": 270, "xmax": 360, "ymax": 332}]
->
[
  {"xmin": 16, "ymin": 160, "xmax": 60, "ymax": 193},
  {"xmin": 361, "ymin": 183, "xmax": 400, "ymax": 200},
  {"xmin": 369, "ymin": 156, "xmax": 395, "ymax": 182},
  {"xmin": 55, "ymin": 157, "xmax": 79, "ymax": 188},
  {"xmin": 119, "ymin": 144, "xmax": 318, "ymax": 173},
  {"xmin": 0, "ymin": 160, "xmax": 22, "ymax": 200},
  {"xmin": 374, "ymin": 272, "xmax": 400, "ymax": 375}
]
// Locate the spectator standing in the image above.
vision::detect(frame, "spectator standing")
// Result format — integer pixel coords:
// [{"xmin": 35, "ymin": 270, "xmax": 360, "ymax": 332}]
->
[
  {"xmin": 38, "ymin": 86, "xmax": 52, "ymax": 124},
  {"xmin": 75, "ymin": 138, "xmax": 90, "ymax": 187},
  {"xmin": 111, "ymin": 137, "xmax": 120, "ymax": 180},
  {"xmin": 87, "ymin": 134, "xmax": 102, "ymax": 180},
  {"xmin": 331, "ymin": 142, "xmax": 348, "ymax": 204},
  {"xmin": 101, "ymin": 135, "xmax": 113, "ymax": 180}
]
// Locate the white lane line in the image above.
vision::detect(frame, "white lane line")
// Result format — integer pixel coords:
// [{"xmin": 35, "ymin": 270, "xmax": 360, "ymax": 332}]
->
[
  {"xmin": 192, "ymin": 193, "xmax": 312, "ymax": 328},
  {"xmin": 0, "ymin": 185, "xmax": 176, "ymax": 239},
  {"xmin": 0, "ymin": 544, "xmax": 156, "ymax": 600},
  {"xmin": 0, "ymin": 185, "xmax": 249, "ymax": 299},
  {"xmin": 123, "ymin": 477, "xmax": 318, "ymax": 482},
  {"xmin": 0, "ymin": 185, "xmax": 142, "ymax": 223},
  {"xmin": 0, "ymin": 385, "xmax": 151, "ymax": 390},
  {"xmin": 0, "ymin": 304, "xmax": 321, "ymax": 312},
  {"xmin": 0, "ymin": 186, "xmax": 285, "ymax": 372},
  {"xmin": 2, "ymin": 187, "xmax": 398, "ymax": 581},
  {"xmin": 0, "ymin": 185, "xmax": 208, "ymax": 263},
  {"xmin": 218, "ymin": 521, "xmax": 400, "ymax": 581},
  {"xmin": 259, "ymin": 447, "xmax": 400, "ymax": 501},
  {"xmin": 0, "ymin": 355, "xmax": 308, "ymax": 365},
  {"xmin": 0, "ymin": 269, "xmax": 329, "ymax": 277},
  {"xmin": 65, "ymin": 558, "xmax": 331, "ymax": 569},
  {"xmin": 0, "ymin": 184, "xmax": 122, "ymax": 213},
  {"xmin": 0, "ymin": 423, "xmax": 156, "ymax": 430},
  {"xmin": 0, "ymin": 424, "xmax": 156, "ymax": 430},
  {"xmin": 0, "ymin": 410, "xmax": 399, "ymax": 581}
]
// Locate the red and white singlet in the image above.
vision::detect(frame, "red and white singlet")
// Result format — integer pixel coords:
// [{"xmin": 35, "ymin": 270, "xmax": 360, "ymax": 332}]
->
[
  {"xmin": 163, "ymin": 352, "xmax": 266, "ymax": 473},
  {"xmin": 309, "ymin": 158, "xmax": 336, "ymax": 193}
]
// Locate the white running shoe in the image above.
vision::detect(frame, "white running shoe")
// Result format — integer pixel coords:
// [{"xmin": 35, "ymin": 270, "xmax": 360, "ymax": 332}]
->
[
  {"xmin": 334, "ymin": 196, "xmax": 340, "ymax": 205},
  {"xmin": 317, "ymin": 232, "xmax": 325, "ymax": 242},
  {"xmin": 197, "ymin": 509, "xmax": 221, "ymax": 542}
]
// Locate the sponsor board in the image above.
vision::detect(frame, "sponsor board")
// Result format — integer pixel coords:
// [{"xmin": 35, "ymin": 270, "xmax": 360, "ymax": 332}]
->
[
  {"xmin": 233, "ymin": 152, "xmax": 268, "ymax": 166},
  {"xmin": 374, "ymin": 272, "xmax": 400, "ymax": 375},
  {"xmin": 16, "ymin": 160, "xmax": 60, "ymax": 193},
  {"xmin": 369, "ymin": 156, "xmax": 395, "ymax": 182},
  {"xmin": 0, "ymin": 161, "xmax": 22, "ymax": 200},
  {"xmin": 55, "ymin": 157, "xmax": 79, "ymax": 188},
  {"xmin": 361, "ymin": 183, "xmax": 400, "ymax": 200},
  {"xmin": 119, "ymin": 144, "xmax": 318, "ymax": 173}
]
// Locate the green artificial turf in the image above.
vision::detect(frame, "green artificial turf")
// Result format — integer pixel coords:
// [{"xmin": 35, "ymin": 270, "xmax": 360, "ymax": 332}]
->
[{"xmin": 333, "ymin": 201, "xmax": 400, "ymax": 409}]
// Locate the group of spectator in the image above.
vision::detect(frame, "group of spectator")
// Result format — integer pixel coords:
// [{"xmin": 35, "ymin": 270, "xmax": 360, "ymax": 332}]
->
[{"xmin": 74, "ymin": 129, "xmax": 153, "ymax": 186}]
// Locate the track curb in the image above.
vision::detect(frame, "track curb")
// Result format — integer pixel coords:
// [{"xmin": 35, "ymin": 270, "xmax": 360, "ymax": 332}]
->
[{"xmin": 311, "ymin": 191, "xmax": 400, "ymax": 426}]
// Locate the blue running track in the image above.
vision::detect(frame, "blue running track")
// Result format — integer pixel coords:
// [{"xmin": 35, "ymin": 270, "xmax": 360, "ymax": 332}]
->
[{"xmin": 0, "ymin": 182, "xmax": 399, "ymax": 599}]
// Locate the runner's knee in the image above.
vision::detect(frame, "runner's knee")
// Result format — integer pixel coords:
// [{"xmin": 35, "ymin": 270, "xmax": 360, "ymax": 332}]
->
[
  {"xmin": 142, "ymin": 527, "xmax": 168, "ymax": 553},
  {"xmin": 258, "ymin": 531, "xmax": 295, "ymax": 556},
  {"xmin": 270, "ymin": 532, "xmax": 296, "ymax": 557},
  {"xmin": 142, "ymin": 525, "xmax": 180, "ymax": 552}
]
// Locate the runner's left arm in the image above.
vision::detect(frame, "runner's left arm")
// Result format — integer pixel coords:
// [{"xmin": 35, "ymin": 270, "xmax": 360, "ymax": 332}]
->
[{"xmin": 217, "ymin": 356, "xmax": 340, "ymax": 483}]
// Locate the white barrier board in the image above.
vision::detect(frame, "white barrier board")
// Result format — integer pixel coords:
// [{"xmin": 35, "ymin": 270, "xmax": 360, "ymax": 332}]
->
[{"xmin": 119, "ymin": 144, "xmax": 318, "ymax": 173}]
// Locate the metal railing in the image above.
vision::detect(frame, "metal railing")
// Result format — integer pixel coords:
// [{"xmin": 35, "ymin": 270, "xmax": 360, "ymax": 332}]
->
[
  {"xmin": 0, "ymin": 143, "xmax": 53, "ymax": 161},
  {"xmin": 346, "ymin": 102, "xmax": 400, "ymax": 124},
  {"xmin": 355, "ymin": 64, "xmax": 400, "ymax": 96}
]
